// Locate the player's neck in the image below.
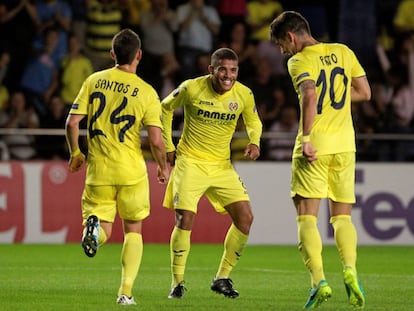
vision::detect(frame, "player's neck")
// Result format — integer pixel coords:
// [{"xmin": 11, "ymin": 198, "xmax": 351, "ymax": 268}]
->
[
  {"xmin": 115, "ymin": 64, "xmax": 136, "ymax": 74},
  {"xmin": 301, "ymin": 37, "xmax": 319, "ymax": 49}
]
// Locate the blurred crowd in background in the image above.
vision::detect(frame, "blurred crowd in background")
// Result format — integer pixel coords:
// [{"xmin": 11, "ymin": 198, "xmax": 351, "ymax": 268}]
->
[{"xmin": 0, "ymin": 0, "xmax": 413, "ymax": 162}]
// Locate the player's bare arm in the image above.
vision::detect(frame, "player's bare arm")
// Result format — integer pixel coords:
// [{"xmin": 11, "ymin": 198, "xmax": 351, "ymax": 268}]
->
[
  {"xmin": 299, "ymin": 79, "xmax": 317, "ymax": 136},
  {"xmin": 299, "ymin": 79, "xmax": 317, "ymax": 163},
  {"xmin": 166, "ymin": 151, "xmax": 176, "ymax": 166},
  {"xmin": 65, "ymin": 113, "xmax": 86, "ymax": 172},
  {"xmin": 147, "ymin": 125, "xmax": 169, "ymax": 184},
  {"xmin": 351, "ymin": 76, "xmax": 371, "ymax": 102}
]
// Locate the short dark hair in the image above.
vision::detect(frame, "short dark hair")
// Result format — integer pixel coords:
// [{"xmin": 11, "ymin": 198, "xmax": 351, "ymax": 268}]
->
[
  {"xmin": 270, "ymin": 11, "xmax": 311, "ymax": 42},
  {"xmin": 210, "ymin": 48, "xmax": 238, "ymax": 67},
  {"xmin": 112, "ymin": 29, "xmax": 141, "ymax": 65}
]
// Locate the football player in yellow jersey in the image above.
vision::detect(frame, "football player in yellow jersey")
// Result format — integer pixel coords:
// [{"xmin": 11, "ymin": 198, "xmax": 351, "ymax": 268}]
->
[
  {"xmin": 270, "ymin": 11, "xmax": 371, "ymax": 309},
  {"xmin": 65, "ymin": 29, "xmax": 169, "ymax": 306},
  {"xmin": 162, "ymin": 47, "xmax": 262, "ymax": 299}
]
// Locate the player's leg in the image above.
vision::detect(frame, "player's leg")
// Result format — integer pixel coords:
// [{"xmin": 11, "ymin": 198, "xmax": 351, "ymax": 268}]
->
[
  {"xmin": 211, "ymin": 200, "xmax": 252, "ymax": 298},
  {"xmin": 328, "ymin": 152, "xmax": 365, "ymax": 309},
  {"xmin": 81, "ymin": 185, "xmax": 116, "ymax": 257},
  {"xmin": 116, "ymin": 220, "xmax": 142, "ymax": 306},
  {"xmin": 217, "ymin": 201, "xmax": 252, "ymax": 279},
  {"xmin": 295, "ymin": 196, "xmax": 332, "ymax": 308},
  {"xmin": 116, "ymin": 182, "xmax": 150, "ymax": 305},
  {"xmin": 330, "ymin": 207, "xmax": 365, "ymax": 309},
  {"xmin": 294, "ymin": 196, "xmax": 326, "ymax": 287},
  {"xmin": 330, "ymin": 203, "xmax": 356, "ymax": 271},
  {"xmin": 163, "ymin": 158, "xmax": 206, "ymax": 298},
  {"xmin": 207, "ymin": 164, "xmax": 252, "ymax": 298},
  {"xmin": 291, "ymin": 156, "xmax": 332, "ymax": 308},
  {"xmin": 168, "ymin": 209, "xmax": 195, "ymax": 298},
  {"xmin": 328, "ymin": 152, "xmax": 358, "ymax": 271}
]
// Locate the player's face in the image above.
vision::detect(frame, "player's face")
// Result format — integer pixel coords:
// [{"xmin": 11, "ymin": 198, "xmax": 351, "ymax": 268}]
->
[
  {"xmin": 209, "ymin": 59, "xmax": 239, "ymax": 94},
  {"xmin": 275, "ymin": 35, "xmax": 296, "ymax": 56}
]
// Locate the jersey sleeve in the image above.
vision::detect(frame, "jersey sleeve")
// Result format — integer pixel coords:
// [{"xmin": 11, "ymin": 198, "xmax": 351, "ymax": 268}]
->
[
  {"xmin": 288, "ymin": 55, "xmax": 316, "ymax": 88},
  {"xmin": 70, "ymin": 78, "xmax": 90, "ymax": 115},
  {"xmin": 242, "ymin": 88, "xmax": 263, "ymax": 147},
  {"xmin": 161, "ymin": 82, "xmax": 189, "ymax": 152},
  {"xmin": 142, "ymin": 87, "xmax": 163, "ymax": 129},
  {"xmin": 349, "ymin": 48, "xmax": 367, "ymax": 78}
]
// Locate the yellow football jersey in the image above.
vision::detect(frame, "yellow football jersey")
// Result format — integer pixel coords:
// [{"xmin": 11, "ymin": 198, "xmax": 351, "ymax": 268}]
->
[
  {"xmin": 288, "ymin": 43, "xmax": 366, "ymax": 157},
  {"xmin": 162, "ymin": 75, "xmax": 262, "ymax": 161},
  {"xmin": 70, "ymin": 67, "xmax": 162, "ymax": 185}
]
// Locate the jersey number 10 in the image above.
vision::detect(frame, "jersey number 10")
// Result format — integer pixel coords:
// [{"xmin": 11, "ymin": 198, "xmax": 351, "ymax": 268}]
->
[{"xmin": 316, "ymin": 67, "xmax": 348, "ymax": 114}]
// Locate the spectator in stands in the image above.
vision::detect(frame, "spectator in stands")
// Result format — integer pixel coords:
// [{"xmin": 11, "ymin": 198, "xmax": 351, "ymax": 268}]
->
[
  {"xmin": 195, "ymin": 52, "xmax": 210, "ymax": 75},
  {"xmin": 69, "ymin": 0, "xmax": 87, "ymax": 50},
  {"xmin": 0, "ymin": 91, "xmax": 39, "ymax": 160},
  {"xmin": 140, "ymin": 0, "xmax": 179, "ymax": 95},
  {"xmin": 255, "ymin": 37, "xmax": 287, "ymax": 78},
  {"xmin": 119, "ymin": 0, "xmax": 150, "ymax": 34},
  {"xmin": 245, "ymin": 57, "xmax": 283, "ymax": 130},
  {"xmin": 20, "ymin": 26, "xmax": 59, "ymax": 118},
  {"xmin": 0, "ymin": 49, "xmax": 10, "ymax": 111},
  {"xmin": 0, "ymin": 0, "xmax": 37, "ymax": 92},
  {"xmin": 36, "ymin": 94, "xmax": 67, "ymax": 159},
  {"xmin": 31, "ymin": 0, "xmax": 72, "ymax": 67},
  {"xmin": 246, "ymin": 0, "xmax": 283, "ymax": 44},
  {"xmin": 393, "ymin": 0, "xmax": 414, "ymax": 35},
  {"xmin": 0, "ymin": 85, "xmax": 9, "ymax": 113},
  {"xmin": 352, "ymin": 75, "xmax": 388, "ymax": 161},
  {"xmin": 85, "ymin": 0, "xmax": 122, "ymax": 71},
  {"xmin": 376, "ymin": 33, "xmax": 414, "ymax": 161},
  {"xmin": 218, "ymin": 21, "xmax": 256, "ymax": 84},
  {"xmin": 215, "ymin": 0, "xmax": 247, "ymax": 42},
  {"xmin": 159, "ymin": 52, "xmax": 180, "ymax": 98},
  {"xmin": 266, "ymin": 105, "xmax": 299, "ymax": 161},
  {"xmin": 59, "ymin": 33, "xmax": 93, "ymax": 117},
  {"xmin": 175, "ymin": 0, "xmax": 221, "ymax": 80}
]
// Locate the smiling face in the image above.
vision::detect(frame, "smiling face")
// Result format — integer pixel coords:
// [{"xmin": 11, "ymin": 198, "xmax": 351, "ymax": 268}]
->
[{"xmin": 209, "ymin": 59, "xmax": 239, "ymax": 94}]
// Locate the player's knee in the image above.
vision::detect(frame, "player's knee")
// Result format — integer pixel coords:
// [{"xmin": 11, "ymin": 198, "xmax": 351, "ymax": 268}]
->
[
  {"xmin": 245, "ymin": 211, "xmax": 254, "ymax": 226},
  {"xmin": 175, "ymin": 209, "xmax": 195, "ymax": 230},
  {"xmin": 235, "ymin": 212, "xmax": 254, "ymax": 234}
]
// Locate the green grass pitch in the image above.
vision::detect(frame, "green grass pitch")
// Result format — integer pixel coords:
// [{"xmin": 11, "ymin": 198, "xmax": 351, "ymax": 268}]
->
[{"xmin": 0, "ymin": 244, "xmax": 413, "ymax": 310}]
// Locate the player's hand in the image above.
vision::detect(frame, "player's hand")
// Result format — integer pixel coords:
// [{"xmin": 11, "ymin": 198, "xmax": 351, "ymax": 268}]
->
[
  {"xmin": 167, "ymin": 151, "xmax": 176, "ymax": 166},
  {"xmin": 68, "ymin": 150, "xmax": 86, "ymax": 172},
  {"xmin": 303, "ymin": 141, "xmax": 317, "ymax": 164},
  {"xmin": 244, "ymin": 144, "xmax": 260, "ymax": 160},
  {"xmin": 157, "ymin": 166, "xmax": 170, "ymax": 184}
]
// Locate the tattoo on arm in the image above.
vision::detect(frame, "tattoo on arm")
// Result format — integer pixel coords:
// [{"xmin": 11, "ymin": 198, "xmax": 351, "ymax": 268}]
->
[{"xmin": 299, "ymin": 80, "xmax": 316, "ymax": 93}]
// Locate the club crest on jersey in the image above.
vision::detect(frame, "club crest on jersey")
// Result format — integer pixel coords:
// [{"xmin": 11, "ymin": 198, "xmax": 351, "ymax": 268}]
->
[{"xmin": 228, "ymin": 102, "xmax": 238, "ymax": 111}]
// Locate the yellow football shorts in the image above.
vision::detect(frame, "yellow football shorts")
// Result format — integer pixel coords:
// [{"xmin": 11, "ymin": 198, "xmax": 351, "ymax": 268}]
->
[
  {"xmin": 290, "ymin": 152, "xmax": 356, "ymax": 203},
  {"xmin": 163, "ymin": 157, "xmax": 250, "ymax": 214},
  {"xmin": 81, "ymin": 176, "xmax": 150, "ymax": 224}
]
